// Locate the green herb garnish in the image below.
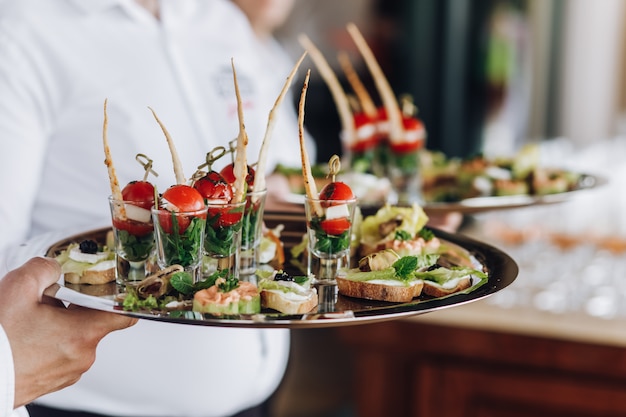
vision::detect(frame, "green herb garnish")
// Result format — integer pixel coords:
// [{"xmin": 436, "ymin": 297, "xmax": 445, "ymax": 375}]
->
[
  {"xmin": 394, "ymin": 230, "xmax": 412, "ymax": 241},
  {"xmin": 204, "ymin": 212, "xmax": 243, "ymax": 257},
  {"xmin": 418, "ymin": 228, "xmax": 435, "ymax": 241},
  {"xmin": 160, "ymin": 215, "xmax": 205, "ymax": 268},
  {"xmin": 393, "ymin": 256, "xmax": 419, "ymax": 280},
  {"xmin": 310, "ymin": 217, "xmax": 350, "ymax": 255},
  {"xmin": 118, "ymin": 229, "xmax": 154, "ymax": 262},
  {"xmin": 169, "ymin": 271, "xmax": 195, "ymax": 295}
]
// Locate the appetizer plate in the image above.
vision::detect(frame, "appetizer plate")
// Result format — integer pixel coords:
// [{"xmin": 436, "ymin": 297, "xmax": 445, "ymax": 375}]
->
[
  {"xmin": 40, "ymin": 216, "xmax": 518, "ymax": 329},
  {"xmin": 422, "ymin": 172, "xmax": 605, "ymax": 214},
  {"xmin": 281, "ymin": 172, "xmax": 605, "ymax": 214}
]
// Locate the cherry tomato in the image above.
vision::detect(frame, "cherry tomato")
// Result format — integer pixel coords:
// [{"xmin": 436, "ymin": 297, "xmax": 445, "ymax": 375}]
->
[
  {"xmin": 121, "ymin": 181, "xmax": 155, "ymax": 209},
  {"xmin": 220, "ymin": 163, "xmax": 255, "ymax": 188},
  {"xmin": 320, "ymin": 217, "xmax": 351, "ymax": 235},
  {"xmin": 319, "ymin": 182, "xmax": 355, "ymax": 203},
  {"xmin": 389, "ymin": 141, "xmax": 421, "ymax": 154},
  {"xmin": 159, "ymin": 185, "xmax": 206, "ymax": 234},
  {"xmin": 193, "ymin": 171, "xmax": 233, "ymax": 204},
  {"xmin": 162, "ymin": 185, "xmax": 205, "ymax": 211},
  {"xmin": 208, "ymin": 207, "xmax": 243, "ymax": 228},
  {"xmin": 112, "ymin": 217, "xmax": 153, "ymax": 236}
]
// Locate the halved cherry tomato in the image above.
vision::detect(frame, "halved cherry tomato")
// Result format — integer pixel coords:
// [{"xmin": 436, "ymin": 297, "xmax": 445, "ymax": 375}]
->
[
  {"xmin": 193, "ymin": 171, "xmax": 233, "ymax": 204},
  {"xmin": 112, "ymin": 218, "xmax": 153, "ymax": 236},
  {"xmin": 208, "ymin": 207, "xmax": 243, "ymax": 228},
  {"xmin": 220, "ymin": 163, "xmax": 255, "ymax": 188},
  {"xmin": 319, "ymin": 182, "xmax": 355, "ymax": 204},
  {"xmin": 389, "ymin": 141, "xmax": 422, "ymax": 154},
  {"xmin": 320, "ymin": 217, "xmax": 351, "ymax": 235},
  {"xmin": 159, "ymin": 185, "xmax": 206, "ymax": 234},
  {"xmin": 121, "ymin": 181, "xmax": 155, "ymax": 209}
]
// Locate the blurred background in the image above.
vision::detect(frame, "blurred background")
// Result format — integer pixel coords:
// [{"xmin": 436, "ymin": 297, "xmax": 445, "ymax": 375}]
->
[
  {"xmin": 266, "ymin": 1, "xmax": 626, "ymax": 417},
  {"xmin": 275, "ymin": 0, "xmax": 625, "ymax": 162}
]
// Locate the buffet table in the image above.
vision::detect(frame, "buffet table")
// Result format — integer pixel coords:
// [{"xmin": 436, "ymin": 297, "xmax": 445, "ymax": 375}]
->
[{"xmin": 275, "ymin": 138, "xmax": 626, "ymax": 417}]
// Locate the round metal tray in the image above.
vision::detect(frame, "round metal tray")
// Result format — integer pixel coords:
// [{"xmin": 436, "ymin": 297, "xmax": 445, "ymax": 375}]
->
[{"xmin": 41, "ymin": 216, "xmax": 518, "ymax": 328}]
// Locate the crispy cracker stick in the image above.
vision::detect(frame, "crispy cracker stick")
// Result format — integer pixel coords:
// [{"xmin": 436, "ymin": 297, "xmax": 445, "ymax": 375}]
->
[
  {"xmin": 337, "ymin": 51, "xmax": 377, "ymax": 117},
  {"xmin": 298, "ymin": 70, "xmax": 323, "ymax": 217},
  {"xmin": 346, "ymin": 22, "xmax": 404, "ymax": 143},
  {"xmin": 252, "ymin": 51, "xmax": 307, "ymax": 194},
  {"xmin": 102, "ymin": 99, "xmax": 126, "ymax": 219},
  {"xmin": 149, "ymin": 107, "xmax": 186, "ymax": 185},
  {"xmin": 231, "ymin": 58, "xmax": 248, "ymax": 203},
  {"xmin": 298, "ymin": 34, "xmax": 355, "ymax": 145}
]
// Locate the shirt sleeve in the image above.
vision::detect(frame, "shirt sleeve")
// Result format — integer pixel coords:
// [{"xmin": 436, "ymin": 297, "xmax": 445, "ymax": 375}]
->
[
  {"xmin": 0, "ymin": 18, "xmax": 51, "ymax": 252},
  {"xmin": 0, "ymin": 324, "xmax": 15, "ymax": 417}
]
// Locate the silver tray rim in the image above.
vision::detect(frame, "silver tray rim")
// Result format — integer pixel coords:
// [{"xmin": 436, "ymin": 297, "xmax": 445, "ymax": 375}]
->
[{"xmin": 41, "ymin": 225, "xmax": 519, "ymax": 329}]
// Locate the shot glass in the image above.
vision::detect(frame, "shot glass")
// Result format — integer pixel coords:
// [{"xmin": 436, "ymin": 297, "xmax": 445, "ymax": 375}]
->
[
  {"xmin": 387, "ymin": 147, "xmax": 424, "ymax": 205},
  {"xmin": 203, "ymin": 200, "xmax": 245, "ymax": 279},
  {"xmin": 151, "ymin": 205, "xmax": 208, "ymax": 280},
  {"xmin": 304, "ymin": 195, "xmax": 357, "ymax": 284},
  {"xmin": 239, "ymin": 189, "xmax": 268, "ymax": 278},
  {"xmin": 109, "ymin": 196, "xmax": 155, "ymax": 284}
]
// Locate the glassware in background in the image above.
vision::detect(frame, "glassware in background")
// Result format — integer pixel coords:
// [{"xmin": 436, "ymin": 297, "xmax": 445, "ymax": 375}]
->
[
  {"xmin": 202, "ymin": 200, "xmax": 245, "ymax": 279},
  {"xmin": 465, "ymin": 137, "xmax": 626, "ymax": 319},
  {"xmin": 378, "ymin": 96, "xmax": 426, "ymax": 206},
  {"xmin": 109, "ymin": 196, "xmax": 155, "ymax": 284},
  {"xmin": 152, "ymin": 205, "xmax": 208, "ymax": 281},
  {"xmin": 239, "ymin": 189, "xmax": 268, "ymax": 279},
  {"xmin": 304, "ymin": 195, "xmax": 357, "ymax": 284}
]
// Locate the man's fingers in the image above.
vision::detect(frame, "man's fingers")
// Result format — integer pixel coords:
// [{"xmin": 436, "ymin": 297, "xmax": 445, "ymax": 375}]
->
[
  {"xmin": 67, "ymin": 304, "xmax": 138, "ymax": 333},
  {"xmin": 1, "ymin": 257, "xmax": 62, "ymax": 302}
]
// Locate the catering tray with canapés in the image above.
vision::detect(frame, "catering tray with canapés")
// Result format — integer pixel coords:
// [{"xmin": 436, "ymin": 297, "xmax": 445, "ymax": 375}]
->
[{"xmin": 41, "ymin": 210, "xmax": 518, "ymax": 329}]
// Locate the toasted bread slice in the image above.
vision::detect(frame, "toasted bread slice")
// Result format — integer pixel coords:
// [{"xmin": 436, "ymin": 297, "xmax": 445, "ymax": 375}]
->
[
  {"xmin": 64, "ymin": 260, "xmax": 116, "ymax": 285},
  {"xmin": 422, "ymin": 276, "xmax": 472, "ymax": 298},
  {"xmin": 261, "ymin": 289, "xmax": 318, "ymax": 314},
  {"xmin": 336, "ymin": 276, "xmax": 424, "ymax": 303}
]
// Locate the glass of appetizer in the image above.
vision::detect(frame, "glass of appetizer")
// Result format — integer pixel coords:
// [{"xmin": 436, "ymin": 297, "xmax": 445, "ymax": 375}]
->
[
  {"xmin": 304, "ymin": 182, "xmax": 357, "ymax": 284},
  {"xmin": 202, "ymin": 200, "xmax": 246, "ymax": 279},
  {"xmin": 108, "ymin": 182, "xmax": 156, "ymax": 284},
  {"xmin": 385, "ymin": 98, "xmax": 427, "ymax": 205},
  {"xmin": 239, "ymin": 188, "xmax": 268, "ymax": 278},
  {"xmin": 151, "ymin": 185, "xmax": 208, "ymax": 280}
]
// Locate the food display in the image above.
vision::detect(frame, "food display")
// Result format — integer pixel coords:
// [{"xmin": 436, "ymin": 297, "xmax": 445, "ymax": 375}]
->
[
  {"xmin": 103, "ymin": 100, "xmax": 158, "ymax": 282},
  {"xmin": 42, "ymin": 53, "xmax": 521, "ymax": 328},
  {"xmin": 56, "ymin": 239, "xmax": 115, "ymax": 285},
  {"xmin": 336, "ymin": 204, "xmax": 486, "ymax": 302},
  {"xmin": 420, "ymin": 145, "xmax": 584, "ymax": 203},
  {"xmin": 258, "ymin": 270, "xmax": 318, "ymax": 314},
  {"xmin": 193, "ymin": 276, "xmax": 260, "ymax": 315}
]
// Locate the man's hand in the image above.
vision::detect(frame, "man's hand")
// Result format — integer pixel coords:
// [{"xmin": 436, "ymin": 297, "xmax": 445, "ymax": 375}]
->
[{"xmin": 0, "ymin": 257, "xmax": 136, "ymax": 408}]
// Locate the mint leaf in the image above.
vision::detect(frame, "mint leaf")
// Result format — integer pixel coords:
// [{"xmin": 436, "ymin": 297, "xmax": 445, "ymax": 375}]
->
[
  {"xmin": 393, "ymin": 256, "xmax": 418, "ymax": 280},
  {"xmin": 170, "ymin": 271, "xmax": 194, "ymax": 295},
  {"xmin": 394, "ymin": 230, "xmax": 412, "ymax": 241},
  {"xmin": 418, "ymin": 228, "xmax": 435, "ymax": 241}
]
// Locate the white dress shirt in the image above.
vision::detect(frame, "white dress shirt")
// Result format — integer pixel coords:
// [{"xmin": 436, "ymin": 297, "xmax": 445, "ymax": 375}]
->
[{"xmin": 0, "ymin": 0, "xmax": 307, "ymax": 415}]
